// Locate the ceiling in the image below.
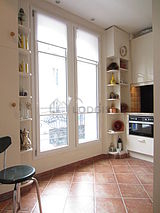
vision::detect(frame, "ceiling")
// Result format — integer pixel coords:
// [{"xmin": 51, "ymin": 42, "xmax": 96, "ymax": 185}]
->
[{"xmin": 46, "ymin": 0, "xmax": 152, "ymax": 34}]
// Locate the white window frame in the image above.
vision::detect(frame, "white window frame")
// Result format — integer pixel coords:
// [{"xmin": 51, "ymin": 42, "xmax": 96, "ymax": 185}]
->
[
  {"xmin": 74, "ymin": 27, "xmax": 101, "ymax": 146},
  {"xmin": 31, "ymin": 9, "xmax": 102, "ymax": 158}
]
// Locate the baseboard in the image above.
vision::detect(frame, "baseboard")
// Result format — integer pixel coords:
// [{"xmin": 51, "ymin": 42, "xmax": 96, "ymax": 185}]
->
[
  {"xmin": 129, "ymin": 151, "xmax": 153, "ymax": 162},
  {"xmin": 0, "ymin": 190, "xmax": 12, "ymax": 202}
]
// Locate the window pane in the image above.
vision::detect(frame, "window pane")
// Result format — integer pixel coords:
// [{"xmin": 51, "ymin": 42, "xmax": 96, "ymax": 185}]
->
[
  {"xmin": 38, "ymin": 53, "xmax": 67, "ymax": 113},
  {"xmin": 36, "ymin": 12, "xmax": 68, "ymax": 152},
  {"xmin": 78, "ymin": 113, "xmax": 98, "ymax": 143},
  {"xmin": 37, "ymin": 13, "xmax": 67, "ymax": 48},
  {"xmin": 38, "ymin": 52, "xmax": 68, "ymax": 152},
  {"xmin": 76, "ymin": 29, "xmax": 99, "ymax": 61},
  {"xmin": 76, "ymin": 29, "xmax": 99, "ymax": 144},
  {"xmin": 77, "ymin": 61, "xmax": 97, "ymax": 109},
  {"xmin": 40, "ymin": 114, "xmax": 68, "ymax": 152}
]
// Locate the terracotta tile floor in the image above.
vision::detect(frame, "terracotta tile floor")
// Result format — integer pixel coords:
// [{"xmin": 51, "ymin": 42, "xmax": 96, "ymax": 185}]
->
[{"xmin": 0, "ymin": 157, "xmax": 153, "ymax": 213}]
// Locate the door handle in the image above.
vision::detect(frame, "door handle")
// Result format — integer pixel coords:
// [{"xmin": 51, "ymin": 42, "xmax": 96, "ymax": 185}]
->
[{"xmin": 138, "ymin": 139, "xmax": 146, "ymax": 143}]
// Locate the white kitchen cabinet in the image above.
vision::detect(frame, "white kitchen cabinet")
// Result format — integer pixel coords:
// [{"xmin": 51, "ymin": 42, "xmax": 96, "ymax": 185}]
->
[
  {"xmin": 103, "ymin": 26, "xmax": 130, "ymax": 60},
  {"xmin": 131, "ymin": 32, "xmax": 153, "ymax": 84},
  {"xmin": 127, "ymin": 135, "xmax": 153, "ymax": 156},
  {"xmin": 0, "ymin": 0, "xmax": 18, "ymax": 49}
]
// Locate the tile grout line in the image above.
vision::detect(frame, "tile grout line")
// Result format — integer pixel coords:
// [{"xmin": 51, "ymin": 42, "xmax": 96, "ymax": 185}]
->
[
  {"xmin": 93, "ymin": 160, "xmax": 96, "ymax": 213},
  {"xmin": 109, "ymin": 160, "xmax": 128, "ymax": 213},
  {"xmin": 62, "ymin": 168, "xmax": 76, "ymax": 213},
  {"xmin": 120, "ymin": 197, "xmax": 152, "ymax": 200},
  {"xmin": 31, "ymin": 173, "xmax": 54, "ymax": 213},
  {"xmin": 1, "ymin": 200, "xmax": 12, "ymax": 213},
  {"xmin": 127, "ymin": 161, "xmax": 153, "ymax": 202},
  {"xmin": 127, "ymin": 161, "xmax": 153, "ymax": 203}
]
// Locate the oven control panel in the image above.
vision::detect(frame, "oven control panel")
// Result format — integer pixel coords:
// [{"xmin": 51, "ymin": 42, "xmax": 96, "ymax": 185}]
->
[{"xmin": 129, "ymin": 115, "xmax": 154, "ymax": 123}]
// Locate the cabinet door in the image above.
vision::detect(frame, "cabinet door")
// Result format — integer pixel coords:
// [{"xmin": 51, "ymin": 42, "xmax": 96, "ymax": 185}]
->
[
  {"xmin": 0, "ymin": 46, "xmax": 20, "ymax": 165},
  {"xmin": 103, "ymin": 26, "xmax": 130, "ymax": 59},
  {"xmin": 0, "ymin": 0, "xmax": 18, "ymax": 49},
  {"xmin": 131, "ymin": 33, "xmax": 153, "ymax": 83},
  {"xmin": 114, "ymin": 27, "xmax": 130, "ymax": 60},
  {"xmin": 127, "ymin": 135, "xmax": 153, "ymax": 156}
]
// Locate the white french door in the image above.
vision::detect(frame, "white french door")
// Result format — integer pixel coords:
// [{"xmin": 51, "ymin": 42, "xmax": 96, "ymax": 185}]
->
[
  {"xmin": 33, "ymin": 12, "xmax": 100, "ymax": 155},
  {"xmin": 34, "ymin": 12, "xmax": 68, "ymax": 153},
  {"xmin": 76, "ymin": 29, "xmax": 99, "ymax": 144}
]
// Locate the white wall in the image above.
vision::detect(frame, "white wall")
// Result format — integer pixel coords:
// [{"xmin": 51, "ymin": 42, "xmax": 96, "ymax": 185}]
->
[{"xmin": 153, "ymin": 0, "xmax": 160, "ymax": 211}]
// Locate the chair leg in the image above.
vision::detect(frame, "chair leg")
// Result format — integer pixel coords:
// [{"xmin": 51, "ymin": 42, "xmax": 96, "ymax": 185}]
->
[
  {"xmin": 13, "ymin": 184, "xmax": 17, "ymax": 213},
  {"xmin": 17, "ymin": 183, "xmax": 21, "ymax": 211},
  {"xmin": 32, "ymin": 177, "xmax": 42, "ymax": 213}
]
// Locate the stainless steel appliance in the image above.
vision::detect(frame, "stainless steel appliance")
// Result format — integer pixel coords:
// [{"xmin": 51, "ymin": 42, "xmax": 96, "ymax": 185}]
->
[{"xmin": 129, "ymin": 115, "xmax": 154, "ymax": 138}]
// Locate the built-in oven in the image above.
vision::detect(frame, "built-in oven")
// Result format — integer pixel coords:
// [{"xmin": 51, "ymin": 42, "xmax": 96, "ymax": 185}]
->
[{"xmin": 129, "ymin": 115, "xmax": 154, "ymax": 138}]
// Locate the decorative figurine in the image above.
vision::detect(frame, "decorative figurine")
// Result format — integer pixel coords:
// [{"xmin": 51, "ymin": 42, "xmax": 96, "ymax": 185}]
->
[
  {"xmin": 25, "ymin": 102, "xmax": 31, "ymax": 118},
  {"xmin": 110, "ymin": 92, "xmax": 116, "ymax": 99},
  {"xmin": 21, "ymin": 129, "xmax": 32, "ymax": 150},
  {"xmin": 18, "ymin": 8, "xmax": 26, "ymax": 25},
  {"xmin": 110, "ymin": 73, "xmax": 116, "ymax": 84},
  {"xmin": 109, "ymin": 142, "xmax": 116, "ymax": 152},
  {"xmin": 107, "ymin": 62, "xmax": 119, "ymax": 71}
]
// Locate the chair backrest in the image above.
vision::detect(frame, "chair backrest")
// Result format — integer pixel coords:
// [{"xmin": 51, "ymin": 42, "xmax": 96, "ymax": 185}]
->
[
  {"xmin": 0, "ymin": 136, "xmax": 11, "ymax": 153},
  {"xmin": 0, "ymin": 136, "xmax": 11, "ymax": 170}
]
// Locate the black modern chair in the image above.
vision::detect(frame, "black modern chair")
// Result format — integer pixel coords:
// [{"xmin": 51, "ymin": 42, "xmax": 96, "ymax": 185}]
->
[{"xmin": 0, "ymin": 136, "xmax": 42, "ymax": 213}]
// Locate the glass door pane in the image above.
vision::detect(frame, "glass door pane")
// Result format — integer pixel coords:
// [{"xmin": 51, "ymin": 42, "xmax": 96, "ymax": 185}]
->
[
  {"xmin": 35, "ymin": 12, "xmax": 68, "ymax": 153},
  {"xmin": 77, "ymin": 61, "xmax": 97, "ymax": 108},
  {"xmin": 78, "ymin": 113, "xmax": 98, "ymax": 143},
  {"xmin": 38, "ymin": 48, "xmax": 68, "ymax": 152},
  {"xmin": 77, "ymin": 60, "xmax": 98, "ymax": 143},
  {"xmin": 76, "ymin": 29, "xmax": 99, "ymax": 144}
]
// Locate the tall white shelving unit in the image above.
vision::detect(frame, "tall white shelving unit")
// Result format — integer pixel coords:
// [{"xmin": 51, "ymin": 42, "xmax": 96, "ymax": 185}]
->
[
  {"xmin": 103, "ymin": 26, "xmax": 130, "ymax": 153},
  {"xmin": 18, "ymin": 0, "xmax": 32, "ymax": 153}
]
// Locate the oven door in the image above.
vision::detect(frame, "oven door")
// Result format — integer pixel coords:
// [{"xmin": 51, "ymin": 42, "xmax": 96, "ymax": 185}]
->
[{"xmin": 129, "ymin": 121, "xmax": 154, "ymax": 138}]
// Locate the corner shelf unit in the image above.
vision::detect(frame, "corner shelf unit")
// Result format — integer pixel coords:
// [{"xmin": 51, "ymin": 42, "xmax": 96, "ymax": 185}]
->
[
  {"xmin": 19, "ymin": 96, "xmax": 32, "ymax": 99},
  {"xmin": 106, "ymin": 57, "xmax": 129, "ymax": 113},
  {"xmin": 107, "ymin": 98, "xmax": 119, "ymax": 101},
  {"xmin": 107, "ymin": 113, "xmax": 123, "ymax": 115},
  {"xmin": 20, "ymin": 147, "xmax": 33, "ymax": 154},
  {"xmin": 105, "ymin": 56, "xmax": 130, "ymax": 151},
  {"xmin": 107, "ymin": 130, "xmax": 125, "ymax": 135},
  {"xmin": 18, "ymin": 0, "xmax": 32, "ymax": 153},
  {"xmin": 20, "ymin": 118, "xmax": 32, "ymax": 122}
]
